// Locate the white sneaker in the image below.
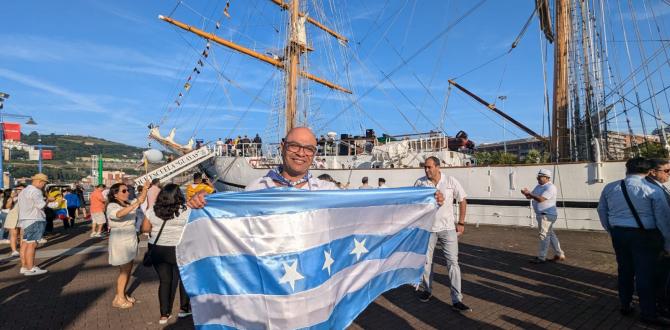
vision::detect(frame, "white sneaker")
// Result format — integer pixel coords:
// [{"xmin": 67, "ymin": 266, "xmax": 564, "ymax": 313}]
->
[
  {"xmin": 0, "ymin": 239, "xmax": 9, "ymax": 244},
  {"xmin": 158, "ymin": 315, "xmax": 171, "ymax": 325},
  {"xmin": 24, "ymin": 266, "xmax": 48, "ymax": 276},
  {"xmin": 177, "ymin": 310, "xmax": 192, "ymax": 318},
  {"xmin": 10, "ymin": 251, "xmax": 20, "ymax": 257},
  {"xmin": 19, "ymin": 267, "xmax": 29, "ymax": 274},
  {"xmin": 94, "ymin": 233, "xmax": 102, "ymax": 238},
  {"xmin": 38, "ymin": 238, "xmax": 47, "ymax": 244},
  {"xmin": 89, "ymin": 232, "xmax": 95, "ymax": 238}
]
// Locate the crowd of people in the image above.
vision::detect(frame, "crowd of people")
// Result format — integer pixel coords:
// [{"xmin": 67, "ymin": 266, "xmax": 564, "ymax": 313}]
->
[
  {"xmin": 597, "ymin": 157, "xmax": 670, "ymax": 325},
  {"xmin": 3, "ymin": 127, "xmax": 670, "ymax": 326},
  {"xmin": 216, "ymin": 133, "xmax": 263, "ymax": 157}
]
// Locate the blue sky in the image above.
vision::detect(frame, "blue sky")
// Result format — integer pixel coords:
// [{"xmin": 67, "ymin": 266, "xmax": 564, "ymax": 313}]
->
[{"xmin": 2, "ymin": 0, "xmax": 670, "ymax": 150}]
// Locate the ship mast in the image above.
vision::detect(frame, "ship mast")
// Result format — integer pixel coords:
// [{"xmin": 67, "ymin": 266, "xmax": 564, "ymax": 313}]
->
[
  {"xmin": 551, "ymin": 0, "xmax": 571, "ymax": 162},
  {"xmin": 159, "ymin": 0, "xmax": 351, "ymax": 136},
  {"xmin": 285, "ymin": 0, "xmax": 300, "ymax": 133}
]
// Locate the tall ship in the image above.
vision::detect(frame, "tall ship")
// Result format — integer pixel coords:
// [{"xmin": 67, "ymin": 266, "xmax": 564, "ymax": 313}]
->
[{"xmin": 147, "ymin": 0, "xmax": 670, "ymax": 231}]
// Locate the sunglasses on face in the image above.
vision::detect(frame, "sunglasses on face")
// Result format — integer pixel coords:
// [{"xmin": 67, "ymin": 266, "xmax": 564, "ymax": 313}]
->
[
  {"xmin": 120, "ymin": 189, "xmax": 128, "ymax": 193},
  {"xmin": 655, "ymin": 168, "xmax": 670, "ymax": 173}
]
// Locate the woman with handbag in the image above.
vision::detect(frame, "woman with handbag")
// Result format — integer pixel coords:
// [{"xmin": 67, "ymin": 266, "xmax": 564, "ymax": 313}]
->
[
  {"xmin": 140, "ymin": 183, "xmax": 191, "ymax": 325},
  {"xmin": 3, "ymin": 187, "xmax": 23, "ymax": 257},
  {"xmin": 107, "ymin": 181, "xmax": 149, "ymax": 309},
  {"xmin": 0, "ymin": 189, "xmax": 13, "ymax": 242}
]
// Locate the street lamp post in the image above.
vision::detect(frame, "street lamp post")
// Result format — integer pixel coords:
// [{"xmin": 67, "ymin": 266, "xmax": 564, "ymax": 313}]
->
[
  {"xmin": 38, "ymin": 134, "xmax": 42, "ymax": 173},
  {"xmin": 498, "ymin": 96, "xmax": 508, "ymax": 154}
]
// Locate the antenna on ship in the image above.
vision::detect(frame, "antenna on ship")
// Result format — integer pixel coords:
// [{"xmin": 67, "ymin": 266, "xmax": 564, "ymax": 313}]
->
[{"xmin": 158, "ymin": 0, "xmax": 352, "ymax": 135}]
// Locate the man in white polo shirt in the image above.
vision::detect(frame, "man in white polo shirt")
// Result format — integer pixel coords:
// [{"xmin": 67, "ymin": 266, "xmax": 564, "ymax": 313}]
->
[
  {"xmin": 414, "ymin": 156, "xmax": 471, "ymax": 313},
  {"xmin": 18, "ymin": 173, "xmax": 51, "ymax": 276},
  {"xmin": 522, "ymin": 169, "xmax": 565, "ymax": 263}
]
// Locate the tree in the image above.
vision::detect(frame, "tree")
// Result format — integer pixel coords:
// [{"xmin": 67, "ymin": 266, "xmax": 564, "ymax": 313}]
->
[
  {"xmin": 630, "ymin": 142, "xmax": 668, "ymax": 158},
  {"xmin": 524, "ymin": 149, "xmax": 548, "ymax": 164},
  {"xmin": 473, "ymin": 151, "xmax": 493, "ymax": 165},
  {"xmin": 491, "ymin": 151, "xmax": 517, "ymax": 164},
  {"xmin": 474, "ymin": 151, "xmax": 519, "ymax": 165},
  {"xmin": 10, "ymin": 149, "xmax": 29, "ymax": 160}
]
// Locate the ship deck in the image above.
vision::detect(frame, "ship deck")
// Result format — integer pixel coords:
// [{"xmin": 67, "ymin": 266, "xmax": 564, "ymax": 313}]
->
[{"xmin": 0, "ymin": 222, "xmax": 661, "ymax": 329}]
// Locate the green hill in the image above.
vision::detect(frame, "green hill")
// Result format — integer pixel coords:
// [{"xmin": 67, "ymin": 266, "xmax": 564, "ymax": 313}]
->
[
  {"xmin": 6, "ymin": 132, "xmax": 147, "ymax": 183},
  {"xmin": 21, "ymin": 131, "xmax": 144, "ymax": 160}
]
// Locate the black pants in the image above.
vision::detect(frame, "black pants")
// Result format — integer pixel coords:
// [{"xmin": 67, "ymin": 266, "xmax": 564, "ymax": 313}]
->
[
  {"xmin": 610, "ymin": 227, "xmax": 663, "ymax": 319},
  {"xmin": 150, "ymin": 244, "xmax": 190, "ymax": 316},
  {"xmin": 44, "ymin": 207, "xmax": 54, "ymax": 233},
  {"xmin": 67, "ymin": 207, "xmax": 78, "ymax": 226}
]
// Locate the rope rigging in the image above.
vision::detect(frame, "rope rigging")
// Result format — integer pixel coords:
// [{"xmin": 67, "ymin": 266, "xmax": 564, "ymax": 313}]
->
[{"xmin": 318, "ymin": 0, "xmax": 488, "ymax": 131}]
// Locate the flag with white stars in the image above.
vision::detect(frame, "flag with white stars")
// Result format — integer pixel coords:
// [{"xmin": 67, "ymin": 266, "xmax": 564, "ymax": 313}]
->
[{"xmin": 177, "ymin": 187, "xmax": 437, "ymax": 329}]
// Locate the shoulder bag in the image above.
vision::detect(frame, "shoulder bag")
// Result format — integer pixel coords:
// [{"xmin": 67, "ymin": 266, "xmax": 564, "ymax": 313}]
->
[
  {"xmin": 2, "ymin": 205, "xmax": 19, "ymax": 229},
  {"xmin": 619, "ymin": 180, "xmax": 647, "ymax": 230},
  {"xmin": 142, "ymin": 219, "xmax": 167, "ymax": 267}
]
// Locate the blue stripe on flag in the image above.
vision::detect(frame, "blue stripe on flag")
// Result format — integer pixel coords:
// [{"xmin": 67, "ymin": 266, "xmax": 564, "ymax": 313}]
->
[
  {"xmin": 180, "ymin": 228, "xmax": 431, "ymax": 296},
  {"xmin": 193, "ymin": 267, "xmax": 424, "ymax": 330},
  {"xmin": 190, "ymin": 187, "xmax": 436, "ymax": 221},
  {"xmin": 305, "ymin": 267, "xmax": 423, "ymax": 330}
]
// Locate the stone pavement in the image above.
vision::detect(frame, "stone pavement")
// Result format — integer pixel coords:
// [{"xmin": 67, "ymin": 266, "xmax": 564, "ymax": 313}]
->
[{"xmin": 0, "ymin": 221, "xmax": 662, "ymax": 329}]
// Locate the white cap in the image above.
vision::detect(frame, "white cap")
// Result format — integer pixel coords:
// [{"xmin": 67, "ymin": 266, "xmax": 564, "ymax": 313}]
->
[{"xmin": 537, "ymin": 169, "xmax": 552, "ymax": 178}]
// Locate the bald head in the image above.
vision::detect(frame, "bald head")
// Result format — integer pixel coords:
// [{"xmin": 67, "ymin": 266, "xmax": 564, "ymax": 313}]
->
[
  {"xmin": 285, "ymin": 127, "xmax": 317, "ymax": 145},
  {"xmin": 281, "ymin": 127, "xmax": 318, "ymax": 180}
]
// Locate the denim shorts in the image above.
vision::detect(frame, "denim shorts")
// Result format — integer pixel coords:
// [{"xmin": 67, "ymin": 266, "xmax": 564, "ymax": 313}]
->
[{"xmin": 23, "ymin": 221, "xmax": 46, "ymax": 242}]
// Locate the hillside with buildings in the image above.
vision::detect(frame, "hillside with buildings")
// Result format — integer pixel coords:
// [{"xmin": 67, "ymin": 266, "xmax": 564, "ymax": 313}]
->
[{"xmin": 3, "ymin": 130, "xmax": 151, "ymax": 184}]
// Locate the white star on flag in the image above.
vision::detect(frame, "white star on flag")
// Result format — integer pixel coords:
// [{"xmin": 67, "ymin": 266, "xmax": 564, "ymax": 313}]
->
[
  {"xmin": 322, "ymin": 250, "xmax": 335, "ymax": 275},
  {"xmin": 279, "ymin": 260, "xmax": 304, "ymax": 292},
  {"xmin": 350, "ymin": 238, "xmax": 369, "ymax": 261}
]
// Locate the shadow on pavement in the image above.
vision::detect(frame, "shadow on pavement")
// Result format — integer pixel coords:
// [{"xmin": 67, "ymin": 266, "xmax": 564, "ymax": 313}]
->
[{"xmin": 0, "ymin": 249, "xmax": 104, "ymax": 329}]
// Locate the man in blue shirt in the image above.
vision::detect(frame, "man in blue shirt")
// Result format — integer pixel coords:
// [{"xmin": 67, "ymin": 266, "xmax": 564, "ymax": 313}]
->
[
  {"xmin": 597, "ymin": 157, "xmax": 670, "ymax": 326},
  {"xmin": 64, "ymin": 188, "xmax": 81, "ymax": 228}
]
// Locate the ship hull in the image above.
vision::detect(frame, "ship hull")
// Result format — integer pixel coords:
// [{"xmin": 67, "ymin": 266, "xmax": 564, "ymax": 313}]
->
[{"xmin": 208, "ymin": 156, "xmax": 629, "ymax": 231}]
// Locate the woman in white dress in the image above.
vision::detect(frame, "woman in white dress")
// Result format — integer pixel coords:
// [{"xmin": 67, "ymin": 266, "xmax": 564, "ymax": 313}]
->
[{"xmin": 107, "ymin": 181, "xmax": 149, "ymax": 309}]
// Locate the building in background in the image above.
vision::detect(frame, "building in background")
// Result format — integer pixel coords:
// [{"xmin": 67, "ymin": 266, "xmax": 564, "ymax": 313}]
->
[
  {"xmin": 477, "ymin": 131, "xmax": 659, "ymax": 161},
  {"xmin": 477, "ymin": 137, "xmax": 546, "ymax": 161},
  {"xmin": 80, "ymin": 170, "xmax": 134, "ymax": 186},
  {"xmin": 603, "ymin": 131, "xmax": 659, "ymax": 160}
]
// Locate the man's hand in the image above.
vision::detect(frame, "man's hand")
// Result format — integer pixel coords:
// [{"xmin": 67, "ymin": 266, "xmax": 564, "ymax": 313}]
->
[
  {"xmin": 187, "ymin": 190, "xmax": 208, "ymax": 209},
  {"xmin": 138, "ymin": 180, "xmax": 151, "ymax": 202},
  {"xmin": 435, "ymin": 191, "xmax": 444, "ymax": 206},
  {"xmin": 456, "ymin": 223, "xmax": 465, "ymax": 236}
]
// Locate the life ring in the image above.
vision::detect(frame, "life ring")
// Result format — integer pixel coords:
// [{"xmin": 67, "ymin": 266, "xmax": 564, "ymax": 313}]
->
[{"xmin": 249, "ymin": 159, "xmax": 259, "ymax": 168}]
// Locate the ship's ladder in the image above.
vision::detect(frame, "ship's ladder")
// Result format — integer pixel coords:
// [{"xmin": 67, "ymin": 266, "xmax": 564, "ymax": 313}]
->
[{"xmin": 134, "ymin": 147, "xmax": 216, "ymax": 186}]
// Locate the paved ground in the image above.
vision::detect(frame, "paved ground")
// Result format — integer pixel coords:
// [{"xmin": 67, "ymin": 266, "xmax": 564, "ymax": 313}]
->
[{"xmin": 0, "ymin": 220, "xmax": 662, "ymax": 329}]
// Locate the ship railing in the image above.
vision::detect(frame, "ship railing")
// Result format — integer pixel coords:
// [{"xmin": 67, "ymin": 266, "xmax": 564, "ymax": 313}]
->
[
  {"xmin": 215, "ymin": 143, "xmax": 264, "ymax": 157},
  {"xmin": 405, "ymin": 136, "xmax": 450, "ymax": 153}
]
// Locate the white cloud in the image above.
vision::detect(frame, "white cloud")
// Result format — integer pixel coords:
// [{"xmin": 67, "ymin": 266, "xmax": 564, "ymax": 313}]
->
[
  {"xmin": 0, "ymin": 35, "xmax": 181, "ymax": 79},
  {"xmin": 92, "ymin": 2, "xmax": 150, "ymax": 25},
  {"xmin": 0, "ymin": 68, "xmax": 108, "ymax": 113}
]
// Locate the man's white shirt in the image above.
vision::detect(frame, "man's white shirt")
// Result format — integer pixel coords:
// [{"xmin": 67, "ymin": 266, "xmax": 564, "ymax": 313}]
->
[
  {"xmin": 414, "ymin": 173, "xmax": 467, "ymax": 232},
  {"xmin": 530, "ymin": 182, "xmax": 557, "ymax": 216},
  {"xmin": 245, "ymin": 175, "xmax": 338, "ymax": 191},
  {"xmin": 17, "ymin": 185, "xmax": 46, "ymax": 229}
]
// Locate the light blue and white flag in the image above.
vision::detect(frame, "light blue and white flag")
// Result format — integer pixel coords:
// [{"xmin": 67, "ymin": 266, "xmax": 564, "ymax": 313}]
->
[{"xmin": 177, "ymin": 187, "xmax": 437, "ymax": 329}]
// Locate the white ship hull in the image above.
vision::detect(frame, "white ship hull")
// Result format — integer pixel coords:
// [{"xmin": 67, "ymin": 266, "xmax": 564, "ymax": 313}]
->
[{"xmin": 208, "ymin": 154, "xmax": 627, "ymax": 232}]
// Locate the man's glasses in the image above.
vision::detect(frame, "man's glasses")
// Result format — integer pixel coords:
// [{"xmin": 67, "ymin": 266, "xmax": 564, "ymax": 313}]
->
[
  {"xmin": 285, "ymin": 141, "xmax": 317, "ymax": 156},
  {"xmin": 655, "ymin": 168, "xmax": 670, "ymax": 173},
  {"xmin": 120, "ymin": 189, "xmax": 128, "ymax": 193}
]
